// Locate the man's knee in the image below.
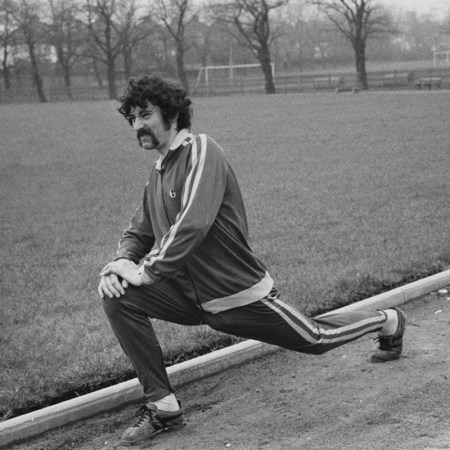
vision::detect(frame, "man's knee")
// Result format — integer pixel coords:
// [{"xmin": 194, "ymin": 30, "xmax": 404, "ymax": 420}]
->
[
  {"xmin": 102, "ymin": 286, "xmax": 150, "ymax": 324},
  {"xmin": 102, "ymin": 296, "xmax": 121, "ymax": 319},
  {"xmin": 102, "ymin": 291, "xmax": 133, "ymax": 320}
]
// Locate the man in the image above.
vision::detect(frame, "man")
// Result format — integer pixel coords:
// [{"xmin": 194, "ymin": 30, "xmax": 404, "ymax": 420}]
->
[{"xmin": 98, "ymin": 75, "xmax": 406, "ymax": 446}]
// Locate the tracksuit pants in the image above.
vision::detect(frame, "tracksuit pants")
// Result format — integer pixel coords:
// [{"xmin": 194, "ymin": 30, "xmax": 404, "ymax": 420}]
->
[{"xmin": 103, "ymin": 280, "xmax": 386, "ymax": 402}]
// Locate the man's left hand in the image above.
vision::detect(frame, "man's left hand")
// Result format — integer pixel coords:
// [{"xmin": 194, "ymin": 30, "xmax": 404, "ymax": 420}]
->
[{"xmin": 100, "ymin": 259, "xmax": 152, "ymax": 286}]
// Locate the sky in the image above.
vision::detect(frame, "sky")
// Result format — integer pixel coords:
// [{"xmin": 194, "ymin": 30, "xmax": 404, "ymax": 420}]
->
[{"xmin": 378, "ymin": 0, "xmax": 450, "ymax": 20}]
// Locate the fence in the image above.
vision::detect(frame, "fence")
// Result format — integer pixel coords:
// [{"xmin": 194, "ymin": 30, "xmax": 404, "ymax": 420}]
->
[
  {"xmin": 192, "ymin": 66, "xmax": 450, "ymax": 96},
  {"xmin": 1, "ymin": 66, "xmax": 450, "ymax": 103}
]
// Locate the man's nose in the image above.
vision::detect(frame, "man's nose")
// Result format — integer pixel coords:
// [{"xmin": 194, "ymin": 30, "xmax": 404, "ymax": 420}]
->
[{"xmin": 133, "ymin": 117, "xmax": 143, "ymax": 131}]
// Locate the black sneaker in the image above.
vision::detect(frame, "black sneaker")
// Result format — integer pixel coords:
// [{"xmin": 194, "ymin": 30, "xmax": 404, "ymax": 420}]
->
[
  {"xmin": 371, "ymin": 308, "xmax": 407, "ymax": 363},
  {"xmin": 121, "ymin": 404, "xmax": 184, "ymax": 446}
]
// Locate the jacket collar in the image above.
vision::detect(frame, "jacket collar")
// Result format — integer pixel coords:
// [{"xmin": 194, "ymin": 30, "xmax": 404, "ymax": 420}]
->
[{"xmin": 155, "ymin": 128, "xmax": 193, "ymax": 171}]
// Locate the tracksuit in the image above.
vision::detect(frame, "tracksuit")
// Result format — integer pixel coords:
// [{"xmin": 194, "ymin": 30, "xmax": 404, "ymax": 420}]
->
[{"xmin": 103, "ymin": 129, "xmax": 386, "ymax": 402}]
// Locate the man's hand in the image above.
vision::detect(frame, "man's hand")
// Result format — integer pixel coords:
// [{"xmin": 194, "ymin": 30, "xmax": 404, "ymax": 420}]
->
[
  {"xmin": 98, "ymin": 259, "xmax": 154, "ymax": 299},
  {"xmin": 98, "ymin": 273, "xmax": 129, "ymax": 299}
]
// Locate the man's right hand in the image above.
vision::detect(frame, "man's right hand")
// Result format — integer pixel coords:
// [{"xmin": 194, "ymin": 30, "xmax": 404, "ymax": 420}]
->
[{"xmin": 98, "ymin": 273, "xmax": 129, "ymax": 299}]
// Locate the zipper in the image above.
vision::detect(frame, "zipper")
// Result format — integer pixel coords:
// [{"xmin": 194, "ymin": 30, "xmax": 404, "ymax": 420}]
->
[
  {"xmin": 159, "ymin": 142, "xmax": 203, "ymax": 310},
  {"xmin": 159, "ymin": 171, "xmax": 172, "ymax": 226},
  {"xmin": 159, "ymin": 168, "xmax": 202, "ymax": 310}
]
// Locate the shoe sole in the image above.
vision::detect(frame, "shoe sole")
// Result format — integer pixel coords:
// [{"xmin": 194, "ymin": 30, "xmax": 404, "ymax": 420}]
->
[
  {"xmin": 371, "ymin": 351, "xmax": 402, "ymax": 363},
  {"xmin": 121, "ymin": 422, "xmax": 185, "ymax": 446}
]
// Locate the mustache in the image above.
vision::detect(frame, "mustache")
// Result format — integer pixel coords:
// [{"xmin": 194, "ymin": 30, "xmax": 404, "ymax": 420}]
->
[
  {"xmin": 136, "ymin": 126, "xmax": 160, "ymax": 148},
  {"xmin": 136, "ymin": 126, "xmax": 155, "ymax": 140}
]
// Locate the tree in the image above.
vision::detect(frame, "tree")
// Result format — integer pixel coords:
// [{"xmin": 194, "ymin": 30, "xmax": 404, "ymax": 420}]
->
[
  {"xmin": 84, "ymin": 0, "xmax": 122, "ymax": 99},
  {"xmin": 13, "ymin": 0, "xmax": 48, "ymax": 102},
  {"xmin": 270, "ymin": 0, "xmax": 307, "ymax": 70},
  {"xmin": 310, "ymin": 0, "xmax": 393, "ymax": 89},
  {"xmin": 47, "ymin": 0, "xmax": 84, "ymax": 99},
  {"xmin": 211, "ymin": 0, "xmax": 287, "ymax": 94},
  {"xmin": 132, "ymin": 16, "xmax": 174, "ymax": 75},
  {"xmin": 83, "ymin": 0, "xmax": 145, "ymax": 99},
  {"xmin": 185, "ymin": 13, "xmax": 211, "ymax": 68},
  {"xmin": 116, "ymin": 0, "xmax": 152, "ymax": 80},
  {"xmin": 154, "ymin": 0, "xmax": 198, "ymax": 95},
  {"xmin": 0, "ymin": 0, "xmax": 17, "ymax": 89}
]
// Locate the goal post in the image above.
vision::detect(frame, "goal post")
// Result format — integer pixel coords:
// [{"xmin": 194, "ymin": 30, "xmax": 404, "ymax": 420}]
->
[{"xmin": 196, "ymin": 63, "xmax": 275, "ymax": 88}]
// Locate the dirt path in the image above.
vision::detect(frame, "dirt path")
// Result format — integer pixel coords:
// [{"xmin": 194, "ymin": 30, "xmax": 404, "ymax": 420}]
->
[{"xmin": 12, "ymin": 294, "xmax": 450, "ymax": 450}]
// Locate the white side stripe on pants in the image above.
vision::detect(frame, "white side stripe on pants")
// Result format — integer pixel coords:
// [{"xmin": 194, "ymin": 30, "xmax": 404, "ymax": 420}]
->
[{"xmin": 262, "ymin": 298, "xmax": 384, "ymax": 345}]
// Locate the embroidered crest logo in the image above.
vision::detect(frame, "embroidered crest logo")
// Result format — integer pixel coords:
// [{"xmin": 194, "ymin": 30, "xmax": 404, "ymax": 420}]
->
[{"xmin": 169, "ymin": 189, "xmax": 176, "ymax": 198}]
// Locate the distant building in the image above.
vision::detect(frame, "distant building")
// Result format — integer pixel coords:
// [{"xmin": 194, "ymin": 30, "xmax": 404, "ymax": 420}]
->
[
  {"xmin": 433, "ymin": 50, "xmax": 450, "ymax": 66},
  {"xmin": 11, "ymin": 44, "xmax": 57, "ymax": 64}
]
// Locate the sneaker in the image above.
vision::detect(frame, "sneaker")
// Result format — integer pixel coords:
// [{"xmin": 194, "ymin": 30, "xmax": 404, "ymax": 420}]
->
[
  {"xmin": 121, "ymin": 403, "xmax": 184, "ymax": 446},
  {"xmin": 371, "ymin": 308, "xmax": 407, "ymax": 363}
]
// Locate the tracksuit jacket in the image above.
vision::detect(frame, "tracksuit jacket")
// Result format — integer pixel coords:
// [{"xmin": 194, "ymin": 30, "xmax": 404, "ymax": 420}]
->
[{"xmin": 116, "ymin": 129, "xmax": 274, "ymax": 314}]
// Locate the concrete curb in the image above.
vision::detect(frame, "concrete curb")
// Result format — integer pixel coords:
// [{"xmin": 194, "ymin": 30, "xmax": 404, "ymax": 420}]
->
[{"xmin": 1, "ymin": 268, "xmax": 450, "ymax": 448}]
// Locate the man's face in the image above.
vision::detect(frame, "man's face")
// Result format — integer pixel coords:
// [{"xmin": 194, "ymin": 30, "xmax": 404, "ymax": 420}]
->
[{"xmin": 127, "ymin": 103, "xmax": 172, "ymax": 152}]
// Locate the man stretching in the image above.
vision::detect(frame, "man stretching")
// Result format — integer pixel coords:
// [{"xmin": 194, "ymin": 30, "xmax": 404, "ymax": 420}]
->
[{"xmin": 98, "ymin": 75, "xmax": 406, "ymax": 446}]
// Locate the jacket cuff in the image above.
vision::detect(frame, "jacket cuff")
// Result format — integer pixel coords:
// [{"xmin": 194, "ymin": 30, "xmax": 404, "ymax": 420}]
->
[
  {"xmin": 138, "ymin": 264, "xmax": 163, "ymax": 283},
  {"xmin": 114, "ymin": 254, "xmax": 138, "ymax": 263}
]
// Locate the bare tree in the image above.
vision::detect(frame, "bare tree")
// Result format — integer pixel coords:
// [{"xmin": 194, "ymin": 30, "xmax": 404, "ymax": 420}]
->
[
  {"xmin": 116, "ymin": 0, "xmax": 152, "ymax": 80},
  {"xmin": 84, "ymin": 0, "xmax": 122, "ymax": 99},
  {"xmin": 185, "ymin": 14, "xmax": 211, "ymax": 68},
  {"xmin": 13, "ymin": 0, "xmax": 47, "ymax": 102},
  {"xmin": 270, "ymin": 0, "xmax": 307, "ymax": 70},
  {"xmin": 154, "ymin": 0, "xmax": 198, "ymax": 94},
  {"xmin": 83, "ymin": 0, "xmax": 149, "ymax": 99},
  {"xmin": 310, "ymin": 0, "xmax": 393, "ymax": 89},
  {"xmin": 47, "ymin": 0, "xmax": 83, "ymax": 99},
  {"xmin": 0, "ymin": 0, "xmax": 17, "ymax": 89},
  {"xmin": 211, "ymin": 0, "xmax": 287, "ymax": 94},
  {"xmin": 132, "ymin": 16, "xmax": 174, "ymax": 74}
]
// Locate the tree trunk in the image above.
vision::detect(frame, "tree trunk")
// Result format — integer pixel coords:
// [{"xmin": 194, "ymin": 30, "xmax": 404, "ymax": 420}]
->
[
  {"xmin": 354, "ymin": 39, "xmax": 368, "ymax": 90},
  {"xmin": 175, "ymin": 43, "xmax": 190, "ymax": 95},
  {"xmin": 258, "ymin": 45, "xmax": 276, "ymax": 94},
  {"xmin": 2, "ymin": 62, "xmax": 11, "ymax": 90},
  {"xmin": 92, "ymin": 57, "xmax": 104, "ymax": 87},
  {"xmin": 28, "ymin": 42, "xmax": 47, "ymax": 102},
  {"xmin": 2, "ymin": 45, "xmax": 11, "ymax": 89},
  {"xmin": 62, "ymin": 65, "xmax": 73, "ymax": 100},
  {"xmin": 123, "ymin": 47, "xmax": 132, "ymax": 80},
  {"xmin": 106, "ymin": 55, "xmax": 117, "ymax": 99},
  {"xmin": 57, "ymin": 48, "xmax": 73, "ymax": 99}
]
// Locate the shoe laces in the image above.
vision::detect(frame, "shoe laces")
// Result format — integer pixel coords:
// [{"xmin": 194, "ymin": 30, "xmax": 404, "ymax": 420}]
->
[
  {"xmin": 132, "ymin": 406, "xmax": 155, "ymax": 428},
  {"xmin": 374, "ymin": 335, "xmax": 392, "ymax": 350}
]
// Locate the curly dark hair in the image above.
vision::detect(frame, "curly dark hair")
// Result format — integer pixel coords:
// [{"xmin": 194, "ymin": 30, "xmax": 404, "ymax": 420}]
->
[{"xmin": 118, "ymin": 76, "xmax": 193, "ymax": 130}]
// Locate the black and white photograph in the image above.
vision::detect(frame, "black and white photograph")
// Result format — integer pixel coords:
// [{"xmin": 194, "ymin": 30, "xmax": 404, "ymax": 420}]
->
[{"xmin": 1, "ymin": 0, "xmax": 449, "ymax": 449}]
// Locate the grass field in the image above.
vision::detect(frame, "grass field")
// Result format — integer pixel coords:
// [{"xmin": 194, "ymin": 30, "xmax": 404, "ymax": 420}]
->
[{"xmin": 1, "ymin": 91, "xmax": 450, "ymax": 419}]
